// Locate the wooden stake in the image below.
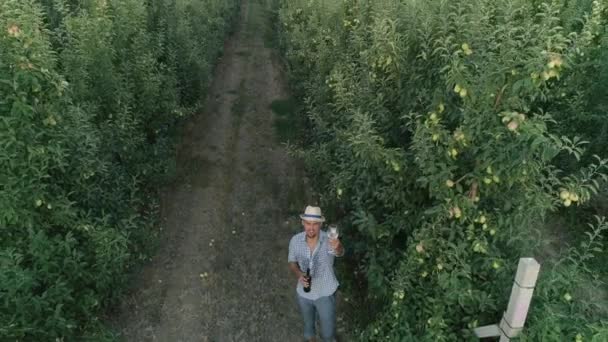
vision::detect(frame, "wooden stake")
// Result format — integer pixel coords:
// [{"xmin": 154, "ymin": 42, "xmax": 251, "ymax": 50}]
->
[{"xmin": 474, "ymin": 258, "xmax": 541, "ymax": 341}]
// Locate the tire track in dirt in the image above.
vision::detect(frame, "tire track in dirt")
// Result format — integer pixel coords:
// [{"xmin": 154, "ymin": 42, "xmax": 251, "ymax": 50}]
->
[{"xmin": 114, "ymin": 0, "xmax": 308, "ymax": 341}]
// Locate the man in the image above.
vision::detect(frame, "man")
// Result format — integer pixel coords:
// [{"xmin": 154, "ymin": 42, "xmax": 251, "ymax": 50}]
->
[{"xmin": 288, "ymin": 205, "xmax": 345, "ymax": 342}]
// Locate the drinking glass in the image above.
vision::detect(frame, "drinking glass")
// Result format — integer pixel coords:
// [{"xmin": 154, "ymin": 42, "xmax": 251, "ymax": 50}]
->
[
  {"xmin": 328, "ymin": 224, "xmax": 339, "ymax": 239},
  {"xmin": 328, "ymin": 224, "xmax": 339, "ymax": 254}
]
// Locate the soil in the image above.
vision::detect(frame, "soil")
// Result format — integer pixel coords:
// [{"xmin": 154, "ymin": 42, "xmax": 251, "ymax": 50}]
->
[{"xmin": 110, "ymin": 0, "xmax": 343, "ymax": 340}]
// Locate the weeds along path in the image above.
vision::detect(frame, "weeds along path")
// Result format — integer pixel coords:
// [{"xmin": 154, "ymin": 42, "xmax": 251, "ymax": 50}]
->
[{"xmin": 114, "ymin": 0, "xmax": 307, "ymax": 340}]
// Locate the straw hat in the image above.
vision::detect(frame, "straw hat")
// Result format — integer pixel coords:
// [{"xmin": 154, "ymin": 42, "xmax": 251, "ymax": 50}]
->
[{"xmin": 299, "ymin": 205, "xmax": 325, "ymax": 222}]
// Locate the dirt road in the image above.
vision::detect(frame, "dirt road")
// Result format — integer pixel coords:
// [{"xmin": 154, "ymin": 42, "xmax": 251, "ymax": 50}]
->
[{"xmin": 113, "ymin": 1, "xmax": 314, "ymax": 340}]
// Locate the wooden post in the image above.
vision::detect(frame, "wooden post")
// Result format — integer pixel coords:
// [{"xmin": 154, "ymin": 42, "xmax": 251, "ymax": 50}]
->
[{"xmin": 474, "ymin": 258, "xmax": 541, "ymax": 341}]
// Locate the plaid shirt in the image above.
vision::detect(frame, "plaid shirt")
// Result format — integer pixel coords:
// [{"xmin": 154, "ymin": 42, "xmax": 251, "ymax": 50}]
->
[{"xmin": 288, "ymin": 230, "xmax": 343, "ymax": 300}]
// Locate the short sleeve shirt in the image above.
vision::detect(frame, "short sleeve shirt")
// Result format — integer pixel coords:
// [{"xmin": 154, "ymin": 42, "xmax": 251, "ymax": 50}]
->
[{"xmin": 288, "ymin": 230, "xmax": 341, "ymax": 300}]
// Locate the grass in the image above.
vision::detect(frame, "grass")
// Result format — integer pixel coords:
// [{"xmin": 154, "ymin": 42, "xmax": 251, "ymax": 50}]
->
[
  {"xmin": 245, "ymin": 0, "xmax": 278, "ymax": 48},
  {"xmin": 270, "ymin": 97, "xmax": 305, "ymax": 143},
  {"xmin": 262, "ymin": 4, "xmax": 279, "ymax": 48},
  {"xmin": 540, "ymin": 210, "xmax": 608, "ymax": 318},
  {"xmin": 231, "ymin": 79, "xmax": 248, "ymax": 119}
]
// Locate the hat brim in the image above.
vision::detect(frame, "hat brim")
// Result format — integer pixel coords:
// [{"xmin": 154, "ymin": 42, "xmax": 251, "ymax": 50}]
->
[{"xmin": 300, "ymin": 214, "xmax": 325, "ymax": 222}]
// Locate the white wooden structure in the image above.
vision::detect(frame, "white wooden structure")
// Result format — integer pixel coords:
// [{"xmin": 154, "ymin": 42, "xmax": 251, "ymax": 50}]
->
[{"xmin": 474, "ymin": 258, "xmax": 541, "ymax": 341}]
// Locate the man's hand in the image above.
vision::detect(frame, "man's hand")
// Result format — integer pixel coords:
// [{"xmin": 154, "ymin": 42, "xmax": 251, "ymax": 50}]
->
[
  {"xmin": 329, "ymin": 238, "xmax": 344, "ymax": 256},
  {"xmin": 289, "ymin": 262, "xmax": 309, "ymax": 286},
  {"xmin": 299, "ymin": 273, "xmax": 310, "ymax": 287}
]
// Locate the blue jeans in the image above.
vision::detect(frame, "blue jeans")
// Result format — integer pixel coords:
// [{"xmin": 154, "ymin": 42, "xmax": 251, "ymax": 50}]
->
[{"xmin": 296, "ymin": 292, "xmax": 336, "ymax": 341}]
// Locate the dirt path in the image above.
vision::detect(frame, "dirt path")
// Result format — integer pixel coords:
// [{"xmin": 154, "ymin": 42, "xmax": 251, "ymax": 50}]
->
[{"xmin": 113, "ymin": 1, "xmax": 314, "ymax": 340}]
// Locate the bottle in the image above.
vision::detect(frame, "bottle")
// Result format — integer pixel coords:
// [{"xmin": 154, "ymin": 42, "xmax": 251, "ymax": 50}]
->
[{"xmin": 303, "ymin": 268, "xmax": 311, "ymax": 293}]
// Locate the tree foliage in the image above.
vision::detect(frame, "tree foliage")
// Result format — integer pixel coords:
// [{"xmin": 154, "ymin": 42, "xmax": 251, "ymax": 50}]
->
[
  {"xmin": 0, "ymin": 0, "xmax": 239, "ymax": 339},
  {"xmin": 278, "ymin": 0, "xmax": 608, "ymax": 340}
]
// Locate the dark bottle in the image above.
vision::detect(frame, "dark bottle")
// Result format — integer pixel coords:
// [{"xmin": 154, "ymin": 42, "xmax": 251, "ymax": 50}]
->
[{"xmin": 303, "ymin": 268, "xmax": 311, "ymax": 293}]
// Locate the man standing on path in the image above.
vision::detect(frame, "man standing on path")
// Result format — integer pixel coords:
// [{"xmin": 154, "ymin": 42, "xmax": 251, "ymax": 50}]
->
[{"xmin": 288, "ymin": 206, "xmax": 345, "ymax": 342}]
